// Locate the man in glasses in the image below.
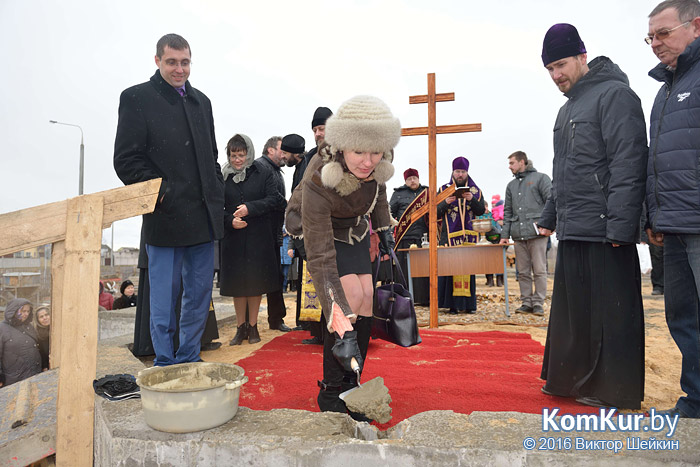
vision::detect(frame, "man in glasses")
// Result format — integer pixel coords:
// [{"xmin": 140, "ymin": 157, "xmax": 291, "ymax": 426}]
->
[
  {"xmin": 646, "ymin": 0, "xmax": 700, "ymax": 419},
  {"xmin": 537, "ymin": 24, "xmax": 647, "ymax": 410},
  {"xmin": 113, "ymin": 34, "xmax": 224, "ymax": 367}
]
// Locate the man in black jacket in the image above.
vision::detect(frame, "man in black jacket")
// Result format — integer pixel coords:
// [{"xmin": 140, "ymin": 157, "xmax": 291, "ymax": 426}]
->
[
  {"xmin": 390, "ymin": 168, "xmax": 429, "ymax": 305},
  {"xmin": 113, "ymin": 34, "xmax": 224, "ymax": 366},
  {"xmin": 258, "ymin": 136, "xmax": 292, "ymax": 332},
  {"xmin": 537, "ymin": 24, "xmax": 647, "ymax": 409}
]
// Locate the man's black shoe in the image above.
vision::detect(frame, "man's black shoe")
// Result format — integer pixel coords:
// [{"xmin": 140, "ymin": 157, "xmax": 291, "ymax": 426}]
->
[
  {"xmin": 270, "ymin": 323, "xmax": 292, "ymax": 332},
  {"xmin": 651, "ymin": 287, "xmax": 664, "ymax": 296},
  {"xmin": 291, "ymin": 325, "xmax": 303, "ymax": 331},
  {"xmin": 532, "ymin": 305, "xmax": 545, "ymax": 316},
  {"xmin": 302, "ymin": 336, "xmax": 323, "ymax": 345},
  {"xmin": 200, "ymin": 342, "xmax": 222, "ymax": 351},
  {"xmin": 576, "ymin": 396, "xmax": 611, "ymax": 408},
  {"xmin": 516, "ymin": 305, "xmax": 533, "ymax": 314}
]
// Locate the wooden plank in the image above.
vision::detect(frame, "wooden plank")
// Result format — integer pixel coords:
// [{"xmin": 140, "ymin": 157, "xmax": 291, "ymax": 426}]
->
[
  {"xmin": 405, "ymin": 244, "xmax": 507, "ymax": 277},
  {"xmin": 436, "ymin": 123, "xmax": 483, "ymax": 134},
  {"xmin": 50, "ymin": 241, "xmax": 65, "ymax": 369},
  {"xmin": 0, "ymin": 178, "xmax": 161, "ymax": 256},
  {"xmin": 55, "ymin": 195, "xmax": 104, "ymax": 467},
  {"xmin": 409, "ymin": 92, "xmax": 455, "ymax": 104},
  {"xmin": 401, "ymin": 126, "xmax": 429, "ymax": 137}
]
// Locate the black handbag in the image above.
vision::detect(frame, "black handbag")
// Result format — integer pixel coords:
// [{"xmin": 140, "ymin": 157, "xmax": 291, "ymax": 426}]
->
[{"xmin": 371, "ymin": 249, "xmax": 422, "ymax": 347}]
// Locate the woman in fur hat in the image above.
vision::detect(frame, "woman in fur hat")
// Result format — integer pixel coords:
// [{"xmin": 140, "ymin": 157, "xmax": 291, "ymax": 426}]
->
[{"xmin": 286, "ymin": 95, "xmax": 400, "ymax": 418}]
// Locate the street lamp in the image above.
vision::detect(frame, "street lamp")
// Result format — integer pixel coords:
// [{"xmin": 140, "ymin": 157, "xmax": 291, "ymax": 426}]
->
[{"xmin": 49, "ymin": 120, "xmax": 84, "ymax": 195}]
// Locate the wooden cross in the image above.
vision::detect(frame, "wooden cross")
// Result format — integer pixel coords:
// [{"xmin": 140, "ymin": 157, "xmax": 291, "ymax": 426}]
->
[{"xmin": 402, "ymin": 73, "xmax": 482, "ymax": 328}]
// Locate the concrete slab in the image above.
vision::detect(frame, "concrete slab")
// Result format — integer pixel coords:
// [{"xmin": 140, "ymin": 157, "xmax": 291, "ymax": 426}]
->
[{"xmin": 92, "ymin": 341, "xmax": 700, "ymax": 466}]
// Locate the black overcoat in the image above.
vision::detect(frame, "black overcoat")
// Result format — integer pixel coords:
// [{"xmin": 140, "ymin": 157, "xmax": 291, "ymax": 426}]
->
[
  {"xmin": 114, "ymin": 70, "xmax": 224, "ymax": 247},
  {"xmin": 219, "ymin": 161, "xmax": 285, "ymax": 297}
]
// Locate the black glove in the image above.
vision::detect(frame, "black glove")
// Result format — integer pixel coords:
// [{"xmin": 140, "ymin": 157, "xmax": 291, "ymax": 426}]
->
[
  {"xmin": 332, "ymin": 330, "xmax": 363, "ymax": 373},
  {"xmin": 378, "ymin": 230, "xmax": 395, "ymax": 256}
]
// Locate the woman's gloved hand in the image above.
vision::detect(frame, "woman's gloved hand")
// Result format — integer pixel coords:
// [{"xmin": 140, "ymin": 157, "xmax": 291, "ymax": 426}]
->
[
  {"xmin": 378, "ymin": 230, "xmax": 395, "ymax": 256},
  {"xmin": 332, "ymin": 330, "xmax": 363, "ymax": 373}
]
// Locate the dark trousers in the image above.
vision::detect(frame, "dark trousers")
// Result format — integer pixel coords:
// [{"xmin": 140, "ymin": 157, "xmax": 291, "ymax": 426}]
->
[
  {"xmin": 663, "ymin": 234, "xmax": 700, "ymax": 417},
  {"xmin": 317, "ymin": 316, "xmax": 372, "ymax": 413},
  {"xmin": 267, "ymin": 247, "xmax": 287, "ymax": 327}
]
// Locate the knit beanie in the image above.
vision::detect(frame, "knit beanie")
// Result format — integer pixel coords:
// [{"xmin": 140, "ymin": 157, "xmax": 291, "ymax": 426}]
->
[
  {"xmin": 542, "ymin": 23, "xmax": 586, "ymax": 67},
  {"xmin": 311, "ymin": 107, "xmax": 333, "ymax": 128},
  {"xmin": 404, "ymin": 168, "xmax": 419, "ymax": 180},
  {"xmin": 281, "ymin": 134, "xmax": 305, "ymax": 154},
  {"xmin": 452, "ymin": 156, "xmax": 469, "ymax": 171},
  {"xmin": 120, "ymin": 280, "xmax": 134, "ymax": 295}
]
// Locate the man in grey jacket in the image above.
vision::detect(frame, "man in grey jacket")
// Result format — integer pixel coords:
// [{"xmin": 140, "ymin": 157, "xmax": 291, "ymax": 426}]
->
[
  {"xmin": 537, "ymin": 24, "xmax": 647, "ymax": 410},
  {"xmin": 499, "ymin": 151, "xmax": 551, "ymax": 316}
]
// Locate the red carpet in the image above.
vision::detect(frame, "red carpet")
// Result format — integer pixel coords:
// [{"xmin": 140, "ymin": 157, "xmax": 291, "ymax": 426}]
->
[{"xmin": 237, "ymin": 329, "xmax": 596, "ymax": 429}]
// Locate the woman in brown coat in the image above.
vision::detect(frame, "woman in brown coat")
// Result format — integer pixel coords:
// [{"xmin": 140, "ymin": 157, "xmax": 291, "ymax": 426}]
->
[{"xmin": 286, "ymin": 95, "xmax": 400, "ymax": 418}]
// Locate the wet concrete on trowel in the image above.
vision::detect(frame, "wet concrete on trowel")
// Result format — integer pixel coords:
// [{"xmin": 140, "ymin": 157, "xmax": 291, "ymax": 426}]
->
[{"xmin": 342, "ymin": 376, "xmax": 392, "ymax": 424}]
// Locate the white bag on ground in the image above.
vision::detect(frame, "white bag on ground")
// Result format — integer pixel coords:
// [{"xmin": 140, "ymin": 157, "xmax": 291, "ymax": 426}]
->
[{"xmin": 637, "ymin": 244, "xmax": 652, "ymax": 274}]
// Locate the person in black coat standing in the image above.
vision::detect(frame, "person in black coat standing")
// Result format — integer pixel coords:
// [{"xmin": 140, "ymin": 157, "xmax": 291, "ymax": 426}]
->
[
  {"xmin": 220, "ymin": 134, "xmax": 285, "ymax": 344},
  {"xmin": 113, "ymin": 34, "xmax": 224, "ymax": 367},
  {"xmin": 258, "ymin": 136, "xmax": 292, "ymax": 332},
  {"xmin": 389, "ymin": 168, "xmax": 429, "ymax": 305}
]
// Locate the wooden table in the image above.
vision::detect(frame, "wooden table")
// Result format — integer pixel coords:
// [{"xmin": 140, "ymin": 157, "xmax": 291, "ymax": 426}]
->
[{"xmin": 400, "ymin": 243, "xmax": 512, "ymax": 316}]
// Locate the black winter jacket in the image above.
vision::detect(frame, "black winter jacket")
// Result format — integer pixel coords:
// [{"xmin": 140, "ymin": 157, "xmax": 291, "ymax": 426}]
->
[
  {"xmin": 647, "ymin": 36, "xmax": 700, "ymax": 233},
  {"xmin": 114, "ymin": 70, "xmax": 224, "ymax": 247},
  {"xmin": 390, "ymin": 184, "xmax": 428, "ymax": 241},
  {"xmin": 538, "ymin": 57, "xmax": 647, "ymax": 244},
  {"xmin": 0, "ymin": 299, "xmax": 41, "ymax": 386}
]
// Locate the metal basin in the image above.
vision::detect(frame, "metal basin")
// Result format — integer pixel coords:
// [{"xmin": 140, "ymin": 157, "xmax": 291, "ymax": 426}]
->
[
  {"xmin": 472, "ymin": 219, "xmax": 493, "ymax": 233},
  {"xmin": 136, "ymin": 362, "xmax": 248, "ymax": 433}
]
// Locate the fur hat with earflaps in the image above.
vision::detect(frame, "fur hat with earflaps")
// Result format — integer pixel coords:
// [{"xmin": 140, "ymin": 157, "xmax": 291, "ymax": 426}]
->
[{"xmin": 320, "ymin": 95, "xmax": 401, "ymax": 195}]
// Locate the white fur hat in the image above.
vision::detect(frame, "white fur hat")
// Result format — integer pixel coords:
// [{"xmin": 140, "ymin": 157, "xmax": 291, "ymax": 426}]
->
[{"xmin": 324, "ymin": 95, "xmax": 401, "ymax": 154}]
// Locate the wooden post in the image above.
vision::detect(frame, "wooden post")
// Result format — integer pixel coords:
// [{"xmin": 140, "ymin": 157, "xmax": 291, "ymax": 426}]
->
[
  {"xmin": 402, "ymin": 73, "xmax": 482, "ymax": 328},
  {"xmin": 55, "ymin": 195, "xmax": 104, "ymax": 466},
  {"xmin": 0, "ymin": 178, "xmax": 161, "ymax": 466},
  {"xmin": 50, "ymin": 241, "xmax": 65, "ymax": 369}
]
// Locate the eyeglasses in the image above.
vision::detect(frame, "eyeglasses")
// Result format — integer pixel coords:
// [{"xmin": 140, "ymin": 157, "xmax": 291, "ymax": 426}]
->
[{"xmin": 645, "ymin": 21, "xmax": 690, "ymax": 44}]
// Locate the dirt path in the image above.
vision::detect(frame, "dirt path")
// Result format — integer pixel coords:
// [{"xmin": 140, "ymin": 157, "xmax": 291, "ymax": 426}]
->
[{"xmin": 200, "ymin": 273, "xmax": 681, "ymax": 412}]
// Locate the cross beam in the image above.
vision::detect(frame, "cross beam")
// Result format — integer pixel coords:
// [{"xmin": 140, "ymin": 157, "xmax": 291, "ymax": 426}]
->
[{"xmin": 401, "ymin": 73, "xmax": 482, "ymax": 328}]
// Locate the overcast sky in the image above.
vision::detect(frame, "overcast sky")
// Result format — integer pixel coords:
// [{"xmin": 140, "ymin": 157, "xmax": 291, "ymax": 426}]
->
[{"xmin": 1, "ymin": 0, "xmax": 665, "ymax": 250}]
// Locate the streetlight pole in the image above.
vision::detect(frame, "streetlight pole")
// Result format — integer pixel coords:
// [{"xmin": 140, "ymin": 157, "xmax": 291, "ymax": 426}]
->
[{"xmin": 49, "ymin": 120, "xmax": 84, "ymax": 195}]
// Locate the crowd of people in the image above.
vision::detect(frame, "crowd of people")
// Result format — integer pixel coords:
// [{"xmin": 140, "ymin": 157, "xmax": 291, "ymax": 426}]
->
[{"xmin": 8, "ymin": 0, "xmax": 700, "ymax": 423}]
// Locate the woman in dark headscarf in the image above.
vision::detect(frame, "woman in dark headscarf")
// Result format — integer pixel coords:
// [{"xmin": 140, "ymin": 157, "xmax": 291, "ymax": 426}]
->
[
  {"xmin": 219, "ymin": 134, "xmax": 285, "ymax": 345},
  {"xmin": 0, "ymin": 298, "xmax": 42, "ymax": 387}
]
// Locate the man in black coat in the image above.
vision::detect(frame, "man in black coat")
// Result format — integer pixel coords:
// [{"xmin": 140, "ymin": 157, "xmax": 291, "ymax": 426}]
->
[
  {"xmin": 390, "ymin": 168, "xmax": 429, "ymax": 305},
  {"xmin": 113, "ymin": 34, "xmax": 224, "ymax": 366},
  {"xmin": 537, "ymin": 24, "xmax": 646, "ymax": 409},
  {"xmin": 257, "ymin": 136, "xmax": 292, "ymax": 332}
]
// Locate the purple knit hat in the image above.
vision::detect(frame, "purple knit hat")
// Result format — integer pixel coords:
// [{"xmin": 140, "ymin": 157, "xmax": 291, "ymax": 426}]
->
[
  {"xmin": 452, "ymin": 157, "xmax": 469, "ymax": 171},
  {"xmin": 542, "ymin": 23, "xmax": 586, "ymax": 67}
]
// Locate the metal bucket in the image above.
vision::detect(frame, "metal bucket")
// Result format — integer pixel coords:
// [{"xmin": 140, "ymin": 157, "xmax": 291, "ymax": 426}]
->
[{"xmin": 136, "ymin": 362, "xmax": 248, "ymax": 433}]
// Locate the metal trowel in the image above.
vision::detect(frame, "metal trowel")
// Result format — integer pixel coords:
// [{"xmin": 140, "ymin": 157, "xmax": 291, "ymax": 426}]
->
[
  {"xmin": 338, "ymin": 358, "xmax": 393, "ymax": 423},
  {"xmin": 338, "ymin": 358, "xmax": 364, "ymax": 402}
]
